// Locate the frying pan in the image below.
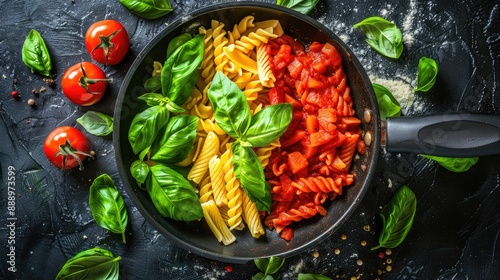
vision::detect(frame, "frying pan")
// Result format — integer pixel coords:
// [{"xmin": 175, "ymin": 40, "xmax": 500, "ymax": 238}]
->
[{"xmin": 113, "ymin": 2, "xmax": 500, "ymax": 264}]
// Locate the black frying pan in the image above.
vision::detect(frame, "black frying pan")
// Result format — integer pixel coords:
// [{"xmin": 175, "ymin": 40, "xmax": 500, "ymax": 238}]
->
[{"xmin": 113, "ymin": 2, "xmax": 500, "ymax": 264}]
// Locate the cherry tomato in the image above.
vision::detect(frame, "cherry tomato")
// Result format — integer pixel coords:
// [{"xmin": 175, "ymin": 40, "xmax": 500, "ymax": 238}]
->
[
  {"xmin": 44, "ymin": 126, "xmax": 92, "ymax": 170},
  {"xmin": 61, "ymin": 62, "xmax": 111, "ymax": 106},
  {"xmin": 85, "ymin": 19, "xmax": 129, "ymax": 65}
]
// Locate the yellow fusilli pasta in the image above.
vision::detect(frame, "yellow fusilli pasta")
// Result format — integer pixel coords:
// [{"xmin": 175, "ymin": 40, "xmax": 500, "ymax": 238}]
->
[{"xmin": 187, "ymin": 131, "xmax": 219, "ymax": 184}]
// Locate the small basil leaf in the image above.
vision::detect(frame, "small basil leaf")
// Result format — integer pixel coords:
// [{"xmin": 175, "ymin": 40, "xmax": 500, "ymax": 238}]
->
[
  {"xmin": 167, "ymin": 33, "xmax": 193, "ymax": 58},
  {"xmin": 208, "ymin": 71, "xmax": 252, "ymax": 139},
  {"xmin": 161, "ymin": 34, "xmax": 204, "ymax": 106},
  {"xmin": 251, "ymin": 272, "xmax": 272, "ymax": 280},
  {"xmin": 372, "ymin": 185, "xmax": 416, "ymax": 250},
  {"xmin": 22, "ymin": 29, "xmax": 52, "ymax": 77},
  {"xmin": 415, "ymin": 56, "xmax": 439, "ymax": 92},
  {"xmin": 254, "ymin": 256, "xmax": 285, "ymax": 275},
  {"xmin": 130, "ymin": 160, "xmax": 150, "ymax": 188},
  {"xmin": 232, "ymin": 142, "xmax": 271, "ymax": 212},
  {"xmin": 55, "ymin": 247, "xmax": 121, "ymax": 280},
  {"xmin": 77, "ymin": 111, "xmax": 113, "ymax": 136},
  {"xmin": 276, "ymin": 0, "xmax": 319, "ymax": 14},
  {"xmin": 420, "ymin": 155, "xmax": 478, "ymax": 172},
  {"xmin": 353, "ymin": 16, "xmax": 403, "ymax": 59},
  {"xmin": 150, "ymin": 115, "xmax": 198, "ymax": 164},
  {"xmin": 372, "ymin": 83, "xmax": 401, "ymax": 120},
  {"xmin": 128, "ymin": 105, "xmax": 170, "ymax": 154},
  {"xmin": 144, "ymin": 76, "xmax": 161, "ymax": 92},
  {"xmin": 244, "ymin": 103, "xmax": 292, "ymax": 147},
  {"xmin": 138, "ymin": 93, "xmax": 167, "ymax": 106},
  {"xmin": 298, "ymin": 273, "xmax": 333, "ymax": 280},
  {"xmin": 119, "ymin": 0, "xmax": 172, "ymax": 20},
  {"xmin": 147, "ymin": 164, "xmax": 203, "ymax": 221}
]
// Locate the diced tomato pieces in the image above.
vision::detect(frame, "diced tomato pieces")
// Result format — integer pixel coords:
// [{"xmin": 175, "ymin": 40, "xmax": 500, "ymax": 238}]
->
[
  {"xmin": 309, "ymin": 41, "xmax": 323, "ymax": 52},
  {"xmin": 287, "ymin": 151, "xmax": 308, "ymax": 174},
  {"xmin": 287, "ymin": 58, "xmax": 303, "ymax": 79},
  {"xmin": 269, "ymin": 87, "xmax": 284, "ymax": 104},
  {"xmin": 321, "ymin": 43, "xmax": 342, "ymax": 67},
  {"xmin": 317, "ymin": 108, "xmax": 337, "ymax": 132},
  {"xmin": 307, "ymin": 78, "xmax": 324, "ymax": 89},
  {"xmin": 310, "ymin": 130, "xmax": 336, "ymax": 147},
  {"xmin": 280, "ymin": 227, "xmax": 294, "ymax": 241}
]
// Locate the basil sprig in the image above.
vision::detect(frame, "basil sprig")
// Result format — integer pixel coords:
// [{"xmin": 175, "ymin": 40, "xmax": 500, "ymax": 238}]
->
[
  {"xmin": 415, "ymin": 56, "xmax": 439, "ymax": 92},
  {"xmin": 119, "ymin": 0, "xmax": 172, "ymax": 20},
  {"xmin": 253, "ymin": 256, "xmax": 285, "ymax": 280},
  {"xmin": 55, "ymin": 247, "xmax": 121, "ymax": 280},
  {"xmin": 372, "ymin": 185, "xmax": 416, "ymax": 250},
  {"xmin": 276, "ymin": 0, "xmax": 319, "ymax": 14},
  {"xmin": 208, "ymin": 71, "xmax": 292, "ymax": 212},
  {"xmin": 77, "ymin": 111, "xmax": 113, "ymax": 136},
  {"xmin": 22, "ymin": 29, "xmax": 52, "ymax": 77},
  {"xmin": 372, "ymin": 83, "xmax": 401, "ymax": 120},
  {"xmin": 353, "ymin": 16, "xmax": 403, "ymax": 59},
  {"xmin": 128, "ymin": 105, "xmax": 170, "ymax": 154},
  {"xmin": 420, "ymin": 155, "xmax": 478, "ymax": 172}
]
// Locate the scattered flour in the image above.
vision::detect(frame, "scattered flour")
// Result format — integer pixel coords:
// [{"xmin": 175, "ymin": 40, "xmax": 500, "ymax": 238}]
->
[{"xmin": 368, "ymin": 74, "xmax": 416, "ymax": 114}]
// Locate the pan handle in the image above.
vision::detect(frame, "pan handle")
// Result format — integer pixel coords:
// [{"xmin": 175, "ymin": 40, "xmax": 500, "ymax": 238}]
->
[{"xmin": 383, "ymin": 114, "xmax": 500, "ymax": 157}]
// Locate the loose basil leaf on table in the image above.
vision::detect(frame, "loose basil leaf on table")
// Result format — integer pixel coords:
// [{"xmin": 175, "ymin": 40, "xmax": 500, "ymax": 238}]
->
[
  {"xmin": 276, "ymin": 0, "xmax": 319, "ymax": 14},
  {"xmin": 243, "ymin": 103, "xmax": 292, "ymax": 147},
  {"xmin": 254, "ymin": 256, "xmax": 285, "ymax": 278},
  {"xmin": 420, "ymin": 155, "xmax": 478, "ymax": 172},
  {"xmin": 207, "ymin": 71, "xmax": 252, "ymax": 139},
  {"xmin": 161, "ymin": 34, "xmax": 204, "ymax": 106},
  {"xmin": 119, "ymin": 0, "xmax": 172, "ymax": 20},
  {"xmin": 167, "ymin": 33, "xmax": 192, "ymax": 58},
  {"xmin": 232, "ymin": 142, "xmax": 271, "ymax": 212},
  {"xmin": 130, "ymin": 159, "xmax": 150, "ymax": 188},
  {"xmin": 128, "ymin": 105, "xmax": 170, "ymax": 154},
  {"xmin": 22, "ymin": 29, "xmax": 52, "ymax": 77},
  {"xmin": 353, "ymin": 16, "xmax": 403, "ymax": 59},
  {"xmin": 372, "ymin": 83, "xmax": 401, "ymax": 120},
  {"xmin": 147, "ymin": 164, "xmax": 203, "ymax": 221},
  {"xmin": 77, "ymin": 111, "xmax": 113, "ymax": 136},
  {"xmin": 150, "ymin": 114, "xmax": 198, "ymax": 164},
  {"xmin": 89, "ymin": 174, "xmax": 129, "ymax": 243},
  {"xmin": 55, "ymin": 247, "xmax": 121, "ymax": 280},
  {"xmin": 298, "ymin": 273, "xmax": 333, "ymax": 280},
  {"xmin": 415, "ymin": 56, "xmax": 439, "ymax": 92},
  {"xmin": 372, "ymin": 185, "xmax": 416, "ymax": 250}
]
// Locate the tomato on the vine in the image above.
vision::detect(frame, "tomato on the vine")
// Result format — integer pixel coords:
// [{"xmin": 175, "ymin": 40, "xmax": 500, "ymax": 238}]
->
[
  {"xmin": 61, "ymin": 62, "xmax": 111, "ymax": 106},
  {"xmin": 85, "ymin": 19, "xmax": 129, "ymax": 65},
  {"xmin": 44, "ymin": 126, "xmax": 92, "ymax": 170}
]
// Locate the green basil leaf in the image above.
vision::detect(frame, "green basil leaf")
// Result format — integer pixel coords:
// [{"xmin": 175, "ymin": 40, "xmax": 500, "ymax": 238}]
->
[
  {"xmin": 150, "ymin": 115, "xmax": 198, "ymax": 164},
  {"xmin": 415, "ymin": 56, "xmax": 439, "ymax": 92},
  {"xmin": 119, "ymin": 0, "xmax": 172, "ymax": 20},
  {"xmin": 254, "ymin": 256, "xmax": 285, "ymax": 276},
  {"xmin": 232, "ymin": 142, "xmax": 271, "ymax": 212},
  {"xmin": 161, "ymin": 34, "xmax": 204, "ymax": 106},
  {"xmin": 276, "ymin": 0, "xmax": 319, "ymax": 14},
  {"xmin": 22, "ymin": 29, "xmax": 52, "ymax": 77},
  {"xmin": 128, "ymin": 105, "xmax": 170, "ymax": 154},
  {"xmin": 298, "ymin": 273, "xmax": 333, "ymax": 280},
  {"xmin": 55, "ymin": 247, "xmax": 121, "ymax": 280},
  {"xmin": 208, "ymin": 71, "xmax": 252, "ymax": 139},
  {"xmin": 372, "ymin": 83, "xmax": 401, "ymax": 120},
  {"xmin": 251, "ymin": 272, "xmax": 272, "ymax": 280},
  {"xmin": 420, "ymin": 155, "xmax": 478, "ymax": 172},
  {"xmin": 372, "ymin": 185, "xmax": 416, "ymax": 250},
  {"xmin": 77, "ymin": 111, "xmax": 113, "ymax": 136},
  {"xmin": 167, "ymin": 33, "xmax": 193, "ymax": 58},
  {"xmin": 144, "ymin": 76, "xmax": 161, "ymax": 92},
  {"xmin": 138, "ymin": 93, "xmax": 167, "ymax": 106},
  {"xmin": 353, "ymin": 16, "xmax": 403, "ymax": 59},
  {"xmin": 147, "ymin": 164, "xmax": 203, "ymax": 221},
  {"xmin": 130, "ymin": 159, "xmax": 150, "ymax": 188},
  {"xmin": 244, "ymin": 103, "xmax": 292, "ymax": 147},
  {"xmin": 89, "ymin": 174, "xmax": 129, "ymax": 243}
]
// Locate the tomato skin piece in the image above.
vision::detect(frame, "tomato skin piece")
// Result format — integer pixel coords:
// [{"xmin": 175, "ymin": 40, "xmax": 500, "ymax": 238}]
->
[
  {"xmin": 43, "ymin": 126, "xmax": 90, "ymax": 170},
  {"xmin": 85, "ymin": 19, "xmax": 129, "ymax": 65},
  {"xmin": 61, "ymin": 62, "xmax": 109, "ymax": 106}
]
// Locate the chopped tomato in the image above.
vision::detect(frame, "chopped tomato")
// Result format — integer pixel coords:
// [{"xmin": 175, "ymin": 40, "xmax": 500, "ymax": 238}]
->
[{"xmin": 287, "ymin": 151, "xmax": 308, "ymax": 174}]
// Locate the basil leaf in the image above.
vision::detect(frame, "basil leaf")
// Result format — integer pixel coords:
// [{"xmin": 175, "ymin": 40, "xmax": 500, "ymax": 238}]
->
[
  {"xmin": 372, "ymin": 83, "xmax": 401, "ymax": 120},
  {"xmin": 251, "ymin": 272, "xmax": 272, "ymax": 280},
  {"xmin": 147, "ymin": 164, "xmax": 203, "ymax": 221},
  {"xmin": 77, "ymin": 111, "xmax": 113, "ymax": 136},
  {"xmin": 167, "ymin": 33, "xmax": 192, "ymax": 58},
  {"xmin": 89, "ymin": 174, "xmax": 128, "ymax": 243},
  {"xmin": 232, "ymin": 142, "xmax": 271, "ymax": 212},
  {"xmin": 144, "ymin": 76, "xmax": 161, "ymax": 92},
  {"xmin": 55, "ymin": 247, "xmax": 121, "ymax": 280},
  {"xmin": 138, "ymin": 93, "xmax": 167, "ymax": 106},
  {"xmin": 372, "ymin": 185, "xmax": 416, "ymax": 250},
  {"xmin": 420, "ymin": 155, "xmax": 478, "ymax": 172},
  {"xmin": 22, "ymin": 29, "xmax": 52, "ymax": 77},
  {"xmin": 276, "ymin": 0, "xmax": 319, "ymax": 14},
  {"xmin": 128, "ymin": 105, "xmax": 170, "ymax": 154},
  {"xmin": 254, "ymin": 256, "xmax": 285, "ymax": 276},
  {"xmin": 208, "ymin": 71, "xmax": 252, "ymax": 139},
  {"xmin": 150, "ymin": 115, "xmax": 198, "ymax": 164},
  {"xmin": 119, "ymin": 0, "xmax": 172, "ymax": 20},
  {"xmin": 130, "ymin": 159, "xmax": 150, "ymax": 187},
  {"xmin": 298, "ymin": 274, "xmax": 333, "ymax": 280},
  {"xmin": 353, "ymin": 16, "xmax": 403, "ymax": 59},
  {"xmin": 161, "ymin": 34, "xmax": 204, "ymax": 106},
  {"xmin": 244, "ymin": 103, "xmax": 292, "ymax": 147},
  {"xmin": 415, "ymin": 56, "xmax": 439, "ymax": 92}
]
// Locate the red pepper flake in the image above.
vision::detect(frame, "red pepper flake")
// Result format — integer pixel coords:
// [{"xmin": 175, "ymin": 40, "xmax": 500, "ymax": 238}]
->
[
  {"xmin": 11, "ymin": 90, "xmax": 19, "ymax": 99},
  {"xmin": 378, "ymin": 252, "xmax": 385, "ymax": 259},
  {"xmin": 225, "ymin": 265, "xmax": 233, "ymax": 273}
]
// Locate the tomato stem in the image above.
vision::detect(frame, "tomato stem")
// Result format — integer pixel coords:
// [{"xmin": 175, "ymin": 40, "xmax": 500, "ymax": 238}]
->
[
  {"xmin": 78, "ymin": 63, "xmax": 112, "ymax": 94},
  {"xmin": 91, "ymin": 29, "xmax": 121, "ymax": 65},
  {"xmin": 56, "ymin": 139, "xmax": 93, "ymax": 170}
]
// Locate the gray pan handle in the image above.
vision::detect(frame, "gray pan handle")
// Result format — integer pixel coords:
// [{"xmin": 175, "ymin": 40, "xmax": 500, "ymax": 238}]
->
[{"xmin": 384, "ymin": 114, "xmax": 500, "ymax": 157}]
